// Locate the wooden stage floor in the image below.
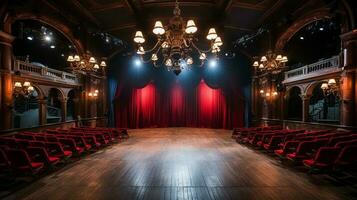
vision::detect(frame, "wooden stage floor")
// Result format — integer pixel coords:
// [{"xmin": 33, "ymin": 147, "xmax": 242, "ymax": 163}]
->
[{"xmin": 6, "ymin": 128, "xmax": 357, "ymax": 200}]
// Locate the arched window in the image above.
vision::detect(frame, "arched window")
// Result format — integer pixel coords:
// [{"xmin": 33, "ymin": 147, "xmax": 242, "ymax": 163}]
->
[
  {"xmin": 47, "ymin": 88, "xmax": 63, "ymax": 124},
  {"xmin": 309, "ymin": 83, "xmax": 340, "ymax": 123},
  {"xmin": 12, "ymin": 89, "xmax": 40, "ymax": 128}
]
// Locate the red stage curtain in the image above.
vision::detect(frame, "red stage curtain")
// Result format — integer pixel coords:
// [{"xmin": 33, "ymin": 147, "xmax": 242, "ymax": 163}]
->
[{"xmin": 115, "ymin": 80, "xmax": 244, "ymax": 129}]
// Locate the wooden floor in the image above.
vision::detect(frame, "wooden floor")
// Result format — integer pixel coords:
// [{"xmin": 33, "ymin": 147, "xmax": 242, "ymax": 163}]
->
[{"xmin": 5, "ymin": 128, "xmax": 357, "ymax": 200}]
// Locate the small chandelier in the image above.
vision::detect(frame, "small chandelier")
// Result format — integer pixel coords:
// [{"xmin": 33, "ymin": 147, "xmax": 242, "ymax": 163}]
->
[
  {"xmin": 321, "ymin": 79, "xmax": 339, "ymax": 97},
  {"xmin": 133, "ymin": 0, "xmax": 223, "ymax": 75},
  {"xmin": 67, "ymin": 53, "xmax": 106, "ymax": 72},
  {"xmin": 13, "ymin": 81, "xmax": 35, "ymax": 97},
  {"xmin": 259, "ymin": 89, "xmax": 278, "ymax": 98},
  {"xmin": 253, "ymin": 50, "xmax": 288, "ymax": 74}
]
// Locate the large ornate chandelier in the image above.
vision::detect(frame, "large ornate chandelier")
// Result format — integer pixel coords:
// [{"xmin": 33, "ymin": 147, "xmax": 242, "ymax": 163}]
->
[
  {"xmin": 133, "ymin": 0, "xmax": 223, "ymax": 75},
  {"xmin": 252, "ymin": 50, "xmax": 288, "ymax": 74}
]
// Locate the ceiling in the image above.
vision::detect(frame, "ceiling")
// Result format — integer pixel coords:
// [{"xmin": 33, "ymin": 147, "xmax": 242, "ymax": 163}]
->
[{"xmin": 27, "ymin": 0, "xmax": 295, "ymax": 48}]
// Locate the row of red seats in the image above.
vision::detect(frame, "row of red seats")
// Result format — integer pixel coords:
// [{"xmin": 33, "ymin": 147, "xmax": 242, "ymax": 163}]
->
[
  {"xmin": 0, "ymin": 127, "xmax": 129, "ymax": 176},
  {"xmin": 231, "ymin": 125, "xmax": 282, "ymax": 139},
  {"xmin": 233, "ymin": 128, "xmax": 357, "ymax": 173}
]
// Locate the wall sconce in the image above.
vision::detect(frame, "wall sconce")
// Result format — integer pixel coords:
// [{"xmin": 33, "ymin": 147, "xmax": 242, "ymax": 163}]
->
[
  {"xmin": 13, "ymin": 81, "xmax": 35, "ymax": 97},
  {"xmin": 321, "ymin": 78, "xmax": 339, "ymax": 97},
  {"xmin": 88, "ymin": 89, "xmax": 99, "ymax": 98}
]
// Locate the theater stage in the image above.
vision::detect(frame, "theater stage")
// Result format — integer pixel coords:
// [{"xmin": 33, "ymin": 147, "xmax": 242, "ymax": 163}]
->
[{"xmin": 6, "ymin": 128, "xmax": 355, "ymax": 200}]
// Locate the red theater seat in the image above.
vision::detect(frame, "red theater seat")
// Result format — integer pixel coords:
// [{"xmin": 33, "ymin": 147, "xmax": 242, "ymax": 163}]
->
[
  {"xmin": 5, "ymin": 149, "xmax": 44, "ymax": 174},
  {"xmin": 303, "ymin": 147, "xmax": 341, "ymax": 170},
  {"xmin": 334, "ymin": 145, "xmax": 357, "ymax": 168},
  {"xmin": 26, "ymin": 147, "xmax": 60, "ymax": 166}
]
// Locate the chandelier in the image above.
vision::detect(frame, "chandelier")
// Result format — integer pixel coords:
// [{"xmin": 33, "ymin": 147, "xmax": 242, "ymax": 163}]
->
[
  {"xmin": 321, "ymin": 79, "xmax": 339, "ymax": 97},
  {"xmin": 67, "ymin": 53, "xmax": 106, "ymax": 73},
  {"xmin": 252, "ymin": 50, "xmax": 288, "ymax": 74},
  {"xmin": 133, "ymin": 0, "xmax": 223, "ymax": 75},
  {"xmin": 259, "ymin": 89, "xmax": 278, "ymax": 98},
  {"xmin": 13, "ymin": 81, "xmax": 35, "ymax": 97}
]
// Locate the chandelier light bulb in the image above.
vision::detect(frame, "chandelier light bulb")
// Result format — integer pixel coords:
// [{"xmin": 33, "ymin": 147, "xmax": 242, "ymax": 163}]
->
[
  {"xmin": 165, "ymin": 59, "xmax": 173, "ymax": 67},
  {"xmin": 67, "ymin": 55, "xmax": 74, "ymax": 62},
  {"xmin": 321, "ymin": 83, "xmax": 329, "ymax": 90},
  {"xmin": 93, "ymin": 64, "xmax": 100, "ymax": 69},
  {"xmin": 137, "ymin": 46, "xmax": 145, "ymax": 55},
  {"xmin": 74, "ymin": 55, "xmax": 80, "ymax": 62},
  {"xmin": 100, "ymin": 61, "xmax": 107, "ymax": 67},
  {"xmin": 206, "ymin": 28, "xmax": 217, "ymax": 40},
  {"xmin": 259, "ymin": 90, "xmax": 264, "ymax": 94},
  {"xmin": 272, "ymin": 91, "xmax": 278, "ymax": 96},
  {"xmin": 266, "ymin": 92, "xmax": 270, "ymax": 97},
  {"xmin": 199, "ymin": 53, "xmax": 206, "ymax": 60},
  {"xmin": 260, "ymin": 56, "xmax": 267, "ymax": 62},
  {"xmin": 253, "ymin": 61, "xmax": 259, "ymax": 67},
  {"xmin": 281, "ymin": 56, "xmax": 288, "ymax": 63},
  {"xmin": 27, "ymin": 86, "xmax": 34, "ymax": 92},
  {"xmin": 93, "ymin": 92, "xmax": 98, "ymax": 97},
  {"xmin": 23, "ymin": 81, "xmax": 31, "ymax": 87},
  {"xmin": 88, "ymin": 92, "xmax": 93, "ymax": 97},
  {"xmin": 276, "ymin": 55, "xmax": 283, "ymax": 61},
  {"xmin": 134, "ymin": 31, "xmax": 145, "ymax": 44},
  {"xmin": 214, "ymin": 37, "xmax": 223, "ymax": 46},
  {"xmin": 14, "ymin": 82, "xmax": 22, "ymax": 88},
  {"xmin": 328, "ymin": 78, "xmax": 336, "ymax": 85},
  {"xmin": 161, "ymin": 42, "xmax": 170, "ymax": 48},
  {"xmin": 259, "ymin": 64, "xmax": 264, "ymax": 69},
  {"xmin": 186, "ymin": 57, "xmax": 193, "ymax": 65},
  {"xmin": 151, "ymin": 54, "xmax": 158, "ymax": 61},
  {"xmin": 95, "ymin": 89, "xmax": 99, "ymax": 93},
  {"xmin": 89, "ymin": 57, "xmax": 96, "ymax": 63},
  {"xmin": 153, "ymin": 21, "xmax": 165, "ymax": 35},
  {"xmin": 185, "ymin": 20, "xmax": 198, "ymax": 34}
]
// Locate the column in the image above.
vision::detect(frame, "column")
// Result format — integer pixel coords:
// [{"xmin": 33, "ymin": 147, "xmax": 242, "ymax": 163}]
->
[
  {"xmin": 0, "ymin": 31, "xmax": 15, "ymax": 130},
  {"xmin": 340, "ymin": 30, "xmax": 357, "ymax": 126},
  {"xmin": 300, "ymin": 94, "xmax": 311, "ymax": 122},
  {"xmin": 61, "ymin": 98, "xmax": 67, "ymax": 122},
  {"xmin": 38, "ymin": 98, "xmax": 47, "ymax": 125}
]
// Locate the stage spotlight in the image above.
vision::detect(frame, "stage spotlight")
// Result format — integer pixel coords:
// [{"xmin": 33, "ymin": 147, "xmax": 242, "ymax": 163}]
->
[
  {"xmin": 209, "ymin": 59, "xmax": 217, "ymax": 68},
  {"xmin": 134, "ymin": 58, "xmax": 142, "ymax": 67},
  {"xmin": 44, "ymin": 35, "xmax": 52, "ymax": 42}
]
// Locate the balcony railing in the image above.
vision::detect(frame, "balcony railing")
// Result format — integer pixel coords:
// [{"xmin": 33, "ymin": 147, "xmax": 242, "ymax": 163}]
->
[
  {"xmin": 13, "ymin": 60, "xmax": 78, "ymax": 84},
  {"xmin": 283, "ymin": 56, "xmax": 341, "ymax": 83}
]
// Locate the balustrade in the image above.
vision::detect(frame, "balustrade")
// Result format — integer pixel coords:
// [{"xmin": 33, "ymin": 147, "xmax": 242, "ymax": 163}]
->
[{"xmin": 13, "ymin": 60, "xmax": 78, "ymax": 84}]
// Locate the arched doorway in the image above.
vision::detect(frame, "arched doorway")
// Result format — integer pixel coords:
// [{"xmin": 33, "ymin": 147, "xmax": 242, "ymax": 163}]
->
[
  {"xmin": 309, "ymin": 83, "xmax": 340, "ymax": 123},
  {"xmin": 12, "ymin": 89, "xmax": 40, "ymax": 128},
  {"xmin": 47, "ymin": 88, "xmax": 63, "ymax": 124},
  {"xmin": 286, "ymin": 87, "xmax": 302, "ymax": 121}
]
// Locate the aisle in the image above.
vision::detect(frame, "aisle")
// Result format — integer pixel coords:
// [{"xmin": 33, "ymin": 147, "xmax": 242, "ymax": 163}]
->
[{"xmin": 6, "ymin": 128, "xmax": 355, "ymax": 200}]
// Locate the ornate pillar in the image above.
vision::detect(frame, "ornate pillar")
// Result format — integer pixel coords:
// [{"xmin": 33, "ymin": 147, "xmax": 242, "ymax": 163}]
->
[
  {"xmin": 340, "ymin": 30, "xmax": 357, "ymax": 126},
  {"xmin": 0, "ymin": 31, "xmax": 15, "ymax": 130},
  {"xmin": 38, "ymin": 98, "xmax": 47, "ymax": 125},
  {"xmin": 300, "ymin": 94, "xmax": 311, "ymax": 122},
  {"xmin": 61, "ymin": 98, "xmax": 67, "ymax": 122}
]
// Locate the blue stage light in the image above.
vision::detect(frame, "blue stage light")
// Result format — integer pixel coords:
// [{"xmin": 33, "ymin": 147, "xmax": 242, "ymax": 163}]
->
[{"xmin": 209, "ymin": 59, "xmax": 217, "ymax": 68}]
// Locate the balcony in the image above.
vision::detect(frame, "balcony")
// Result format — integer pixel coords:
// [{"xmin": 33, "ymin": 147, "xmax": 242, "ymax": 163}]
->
[
  {"xmin": 13, "ymin": 60, "xmax": 79, "ymax": 85},
  {"xmin": 283, "ymin": 56, "xmax": 342, "ymax": 84}
]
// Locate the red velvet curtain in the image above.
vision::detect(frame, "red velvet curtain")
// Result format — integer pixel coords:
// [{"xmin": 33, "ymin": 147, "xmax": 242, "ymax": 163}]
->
[{"xmin": 115, "ymin": 79, "xmax": 244, "ymax": 129}]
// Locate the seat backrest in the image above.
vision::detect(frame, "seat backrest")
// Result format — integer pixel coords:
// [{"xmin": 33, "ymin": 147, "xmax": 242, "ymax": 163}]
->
[
  {"xmin": 297, "ymin": 141, "xmax": 315, "ymax": 154},
  {"xmin": 314, "ymin": 147, "xmax": 341, "ymax": 164},
  {"xmin": 337, "ymin": 145, "xmax": 357, "ymax": 163},
  {"xmin": 335, "ymin": 139, "xmax": 357, "ymax": 148},
  {"xmin": 0, "ymin": 149, "xmax": 9, "ymax": 166},
  {"xmin": 5, "ymin": 149, "xmax": 32, "ymax": 167}
]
